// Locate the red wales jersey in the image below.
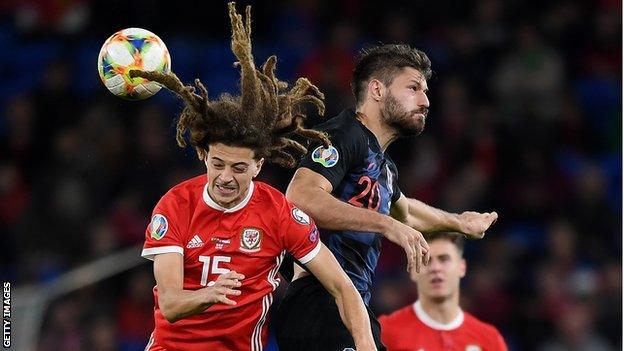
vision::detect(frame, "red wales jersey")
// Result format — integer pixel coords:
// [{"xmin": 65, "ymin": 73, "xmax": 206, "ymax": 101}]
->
[
  {"xmin": 380, "ymin": 300, "xmax": 507, "ymax": 351},
  {"xmin": 141, "ymin": 175, "xmax": 321, "ymax": 351}
]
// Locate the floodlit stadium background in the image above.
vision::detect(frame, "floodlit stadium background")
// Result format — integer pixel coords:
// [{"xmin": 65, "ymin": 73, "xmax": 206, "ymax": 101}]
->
[{"xmin": 0, "ymin": 1, "xmax": 620, "ymax": 350}]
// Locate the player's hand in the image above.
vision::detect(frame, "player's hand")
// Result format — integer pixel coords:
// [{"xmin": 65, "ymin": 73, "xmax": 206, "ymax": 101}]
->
[
  {"xmin": 202, "ymin": 271, "xmax": 245, "ymax": 306},
  {"xmin": 382, "ymin": 219, "xmax": 430, "ymax": 273},
  {"xmin": 457, "ymin": 211, "xmax": 498, "ymax": 239}
]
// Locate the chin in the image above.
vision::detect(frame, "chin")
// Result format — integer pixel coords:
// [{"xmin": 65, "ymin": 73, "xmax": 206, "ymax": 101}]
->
[
  {"xmin": 411, "ymin": 120, "xmax": 426, "ymax": 134},
  {"xmin": 393, "ymin": 121, "xmax": 425, "ymax": 137},
  {"xmin": 429, "ymin": 294, "xmax": 451, "ymax": 303}
]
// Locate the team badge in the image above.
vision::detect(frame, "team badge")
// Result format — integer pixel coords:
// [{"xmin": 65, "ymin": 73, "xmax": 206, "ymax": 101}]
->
[
  {"xmin": 311, "ymin": 145, "xmax": 339, "ymax": 168},
  {"xmin": 291, "ymin": 207, "xmax": 310, "ymax": 225},
  {"xmin": 240, "ymin": 228, "xmax": 262, "ymax": 252},
  {"xmin": 149, "ymin": 214, "xmax": 168, "ymax": 240}
]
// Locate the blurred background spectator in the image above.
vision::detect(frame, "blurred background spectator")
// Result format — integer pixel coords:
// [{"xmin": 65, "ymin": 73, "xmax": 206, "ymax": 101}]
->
[{"xmin": 0, "ymin": 0, "xmax": 620, "ymax": 350}]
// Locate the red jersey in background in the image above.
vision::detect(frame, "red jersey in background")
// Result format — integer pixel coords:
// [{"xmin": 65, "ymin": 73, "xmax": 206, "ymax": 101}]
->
[{"xmin": 380, "ymin": 300, "xmax": 507, "ymax": 351}]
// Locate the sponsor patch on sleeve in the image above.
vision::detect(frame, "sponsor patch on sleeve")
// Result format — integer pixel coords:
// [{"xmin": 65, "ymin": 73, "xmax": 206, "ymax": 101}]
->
[
  {"xmin": 311, "ymin": 145, "xmax": 339, "ymax": 168},
  {"xmin": 308, "ymin": 227, "xmax": 319, "ymax": 243},
  {"xmin": 291, "ymin": 207, "xmax": 310, "ymax": 225},
  {"xmin": 149, "ymin": 214, "xmax": 168, "ymax": 240}
]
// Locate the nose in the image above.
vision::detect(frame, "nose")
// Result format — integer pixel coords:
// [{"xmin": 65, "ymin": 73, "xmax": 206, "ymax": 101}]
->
[
  {"xmin": 427, "ymin": 258, "xmax": 442, "ymax": 272},
  {"xmin": 219, "ymin": 167, "xmax": 234, "ymax": 182},
  {"xmin": 418, "ymin": 91, "xmax": 430, "ymax": 108}
]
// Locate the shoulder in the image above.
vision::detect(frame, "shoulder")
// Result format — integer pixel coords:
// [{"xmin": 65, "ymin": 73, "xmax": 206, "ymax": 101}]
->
[
  {"xmin": 254, "ymin": 182, "xmax": 310, "ymax": 221},
  {"xmin": 315, "ymin": 110, "xmax": 367, "ymax": 144},
  {"xmin": 253, "ymin": 181, "xmax": 284, "ymax": 202},
  {"xmin": 251, "ymin": 181, "xmax": 289, "ymax": 212},
  {"xmin": 463, "ymin": 312, "xmax": 505, "ymax": 340},
  {"xmin": 379, "ymin": 305, "xmax": 415, "ymax": 327},
  {"xmin": 158, "ymin": 175, "xmax": 204, "ymax": 206}
]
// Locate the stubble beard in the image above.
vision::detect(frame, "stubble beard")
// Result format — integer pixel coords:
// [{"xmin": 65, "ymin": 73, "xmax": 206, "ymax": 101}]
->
[{"xmin": 380, "ymin": 93, "xmax": 427, "ymax": 137}]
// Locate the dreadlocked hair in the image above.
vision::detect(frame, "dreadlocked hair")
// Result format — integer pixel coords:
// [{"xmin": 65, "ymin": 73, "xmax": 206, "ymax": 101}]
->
[{"xmin": 129, "ymin": 2, "xmax": 329, "ymax": 168}]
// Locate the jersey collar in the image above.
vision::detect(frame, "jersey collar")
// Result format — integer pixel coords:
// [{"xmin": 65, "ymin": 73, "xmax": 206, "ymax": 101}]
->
[
  {"xmin": 203, "ymin": 181, "xmax": 255, "ymax": 213},
  {"xmin": 413, "ymin": 300, "xmax": 464, "ymax": 331}
]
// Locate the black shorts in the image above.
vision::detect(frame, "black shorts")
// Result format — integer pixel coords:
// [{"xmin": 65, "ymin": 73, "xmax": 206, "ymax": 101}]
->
[{"xmin": 274, "ymin": 275, "xmax": 386, "ymax": 351}]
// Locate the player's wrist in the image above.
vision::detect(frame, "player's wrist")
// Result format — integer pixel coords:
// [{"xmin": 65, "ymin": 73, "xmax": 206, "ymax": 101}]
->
[
  {"xmin": 354, "ymin": 336, "xmax": 376, "ymax": 351},
  {"xmin": 446, "ymin": 212, "xmax": 462, "ymax": 233},
  {"xmin": 199, "ymin": 286, "xmax": 218, "ymax": 306},
  {"xmin": 377, "ymin": 215, "xmax": 396, "ymax": 237}
]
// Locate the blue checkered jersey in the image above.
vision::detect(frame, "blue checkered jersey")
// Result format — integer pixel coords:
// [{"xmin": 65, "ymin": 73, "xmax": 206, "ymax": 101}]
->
[{"xmin": 298, "ymin": 109, "xmax": 402, "ymax": 304}]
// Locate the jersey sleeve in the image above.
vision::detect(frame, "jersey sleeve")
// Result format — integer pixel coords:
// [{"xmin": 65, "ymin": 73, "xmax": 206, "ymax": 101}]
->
[
  {"xmin": 378, "ymin": 314, "xmax": 399, "ymax": 349},
  {"xmin": 298, "ymin": 127, "xmax": 366, "ymax": 191},
  {"xmin": 491, "ymin": 328, "xmax": 508, "ymax": 351},
  {"xmin": 141, "ymin": 192, "xmax": 187, "ymax": 260},
  {"xmin": 279, "ymin": 200, "xmax": 321, "ymax": 264}
]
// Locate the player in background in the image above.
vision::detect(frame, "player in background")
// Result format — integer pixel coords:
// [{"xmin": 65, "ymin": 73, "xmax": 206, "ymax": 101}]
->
[
  {"xmin": 380, "ymin": 233, "xmax": 507, "ymax": 350},
  {"xmin": 136, "ymin": 3, "xmax": 376, "ymax": 350},
  {"xmin": 275, "ymin": 44, "xmax": 498, "ymax": 350}
]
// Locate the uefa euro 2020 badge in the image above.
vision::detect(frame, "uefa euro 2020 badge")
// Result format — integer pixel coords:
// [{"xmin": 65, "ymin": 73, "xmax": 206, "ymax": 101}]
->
[
  {"xmin": 150, "ymin": 214, "xmax": 168, "ymax": 240},
  {"xmin": 311, "ymin": 145, "xmax": 339, "ymax": 168}
]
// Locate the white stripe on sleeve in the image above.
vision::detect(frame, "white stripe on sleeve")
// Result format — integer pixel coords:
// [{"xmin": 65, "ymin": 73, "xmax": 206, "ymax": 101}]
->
[
  {"xmin": 298, "ymin": 241, "xmax": 321, "ymax": 264},
  {"xmin": 141, "ymin": 246, "xmax": 184, "ymax": 260}
]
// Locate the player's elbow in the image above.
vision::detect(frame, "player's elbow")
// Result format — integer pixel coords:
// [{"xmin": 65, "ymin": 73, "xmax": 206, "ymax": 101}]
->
[
  {"xmin": 286, "ymin": 184, "xmax": 317, "ymax": 213},
  {"xmin": 328, "ymin": 274, "xmax": 357, "ymax": 299},
  {"xmin": 158, "ymin": 296, "xmax": 181, "ymax": 323},
  {"xmin": 161, "ymin": 307, "xmax": 182, "ymax": 324}
]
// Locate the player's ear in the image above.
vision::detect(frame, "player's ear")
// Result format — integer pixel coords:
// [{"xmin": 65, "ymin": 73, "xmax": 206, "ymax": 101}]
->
[
  {"xmin": 459, "ymin": 258, "xmax": 466, "ymax": 278},
  {"xmin": 369, "ymin": 79, "xmax": 385, "ymax": 102},
  {"xmin": 196, "ymin": 147, "xmax": 207, "ymax": 161},
  {"xmin": 253, "ymin": 158, "xmax": 264, "ymax": 177}
]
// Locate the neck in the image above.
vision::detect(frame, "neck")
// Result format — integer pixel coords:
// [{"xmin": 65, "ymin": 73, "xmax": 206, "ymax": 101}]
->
[
  {"xmin": 419, "ymin": 294, "xmax": 461, "ymax": 325},
  {"xmin": 210, "ymin": 193, "xmax": 239, "ymax": 209},
  {"xmin": 203, "ymin": 181, "xmax": 254, "ymax": 213},
  {"xmin": 355, "ymin": 105, "xmax": 398, "ymax": 151}
]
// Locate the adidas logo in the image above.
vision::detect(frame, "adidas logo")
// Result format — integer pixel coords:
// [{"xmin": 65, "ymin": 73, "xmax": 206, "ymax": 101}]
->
[{"xmin": 186, "ymin": 235, "xmax": 204, "ymax": 249}]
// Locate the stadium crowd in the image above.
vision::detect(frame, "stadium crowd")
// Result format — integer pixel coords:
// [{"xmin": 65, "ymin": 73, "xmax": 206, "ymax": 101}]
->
[{"xmin": 0, "ymin": 0, "xmax": 620, "ymax": 350}]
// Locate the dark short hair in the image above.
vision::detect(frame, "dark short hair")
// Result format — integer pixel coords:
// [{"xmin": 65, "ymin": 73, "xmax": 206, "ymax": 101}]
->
[
  {"xmin": 426, "ymin": 232, "xmax": 465, "ymax": 255},
  {"xmin": 351, "ymin": 44, "xmax": 432, "ymax": 106}
]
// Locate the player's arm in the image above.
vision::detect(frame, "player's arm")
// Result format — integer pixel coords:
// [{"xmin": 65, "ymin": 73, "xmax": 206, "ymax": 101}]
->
[
  {"xmin": 287, "ymin": 167, "xmax": 429, "ymax": 272},
  {"xmin": 288, "ymin": 167, "xmax": 394, "ymax": 232},
  {"xmin": 390, "ymin": 194, "xmax": 498, "ymax": 239},
  {"xmin": 153, "ymin": 253, "xmax": 244, "ymax": 323},
  {"xmin": 304, "ymin": 243, "xmax": 376, "ymax": 351}
]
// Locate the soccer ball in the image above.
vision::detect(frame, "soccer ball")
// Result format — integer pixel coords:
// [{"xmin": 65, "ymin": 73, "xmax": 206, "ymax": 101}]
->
[{"xmin": 97, "ymin": 28, "xmax": 171, "ymax": 100}]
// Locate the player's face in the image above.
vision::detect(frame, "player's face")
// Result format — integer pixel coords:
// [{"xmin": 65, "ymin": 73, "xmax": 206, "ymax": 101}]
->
[
  {"xmin": 411, "ymin": 239, "xmax": 466, "ymax": 302},
  {"xmin": 381, "ymin": 67, "xmax": 429, "ymax": 136},
  {"xmin": 203, "ymin": 143, "xmax": 264, "ymax": 208}
]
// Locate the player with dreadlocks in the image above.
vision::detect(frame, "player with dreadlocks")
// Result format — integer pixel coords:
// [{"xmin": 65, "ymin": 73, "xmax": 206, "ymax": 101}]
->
[{"xmin": 137, "ymin": 3, "xmax": 376, "ymax": 350}]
